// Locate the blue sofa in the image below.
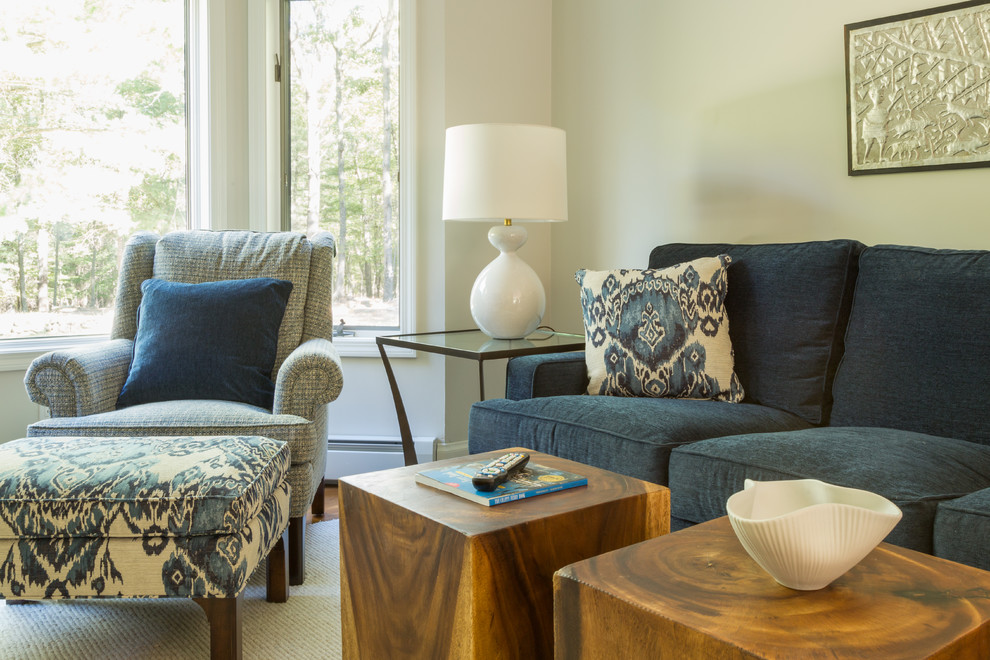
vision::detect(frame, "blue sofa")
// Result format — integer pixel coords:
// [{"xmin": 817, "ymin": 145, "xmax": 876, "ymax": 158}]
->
[{"xmin": 468, "ymin": 240, "xmax": 990, "ymax": 571}]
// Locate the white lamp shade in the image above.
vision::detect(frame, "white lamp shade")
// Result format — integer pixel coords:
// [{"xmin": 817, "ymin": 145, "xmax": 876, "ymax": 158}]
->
[{"xmin": 442, "ymin": 123, "xmax": 567, "ymax": 223}]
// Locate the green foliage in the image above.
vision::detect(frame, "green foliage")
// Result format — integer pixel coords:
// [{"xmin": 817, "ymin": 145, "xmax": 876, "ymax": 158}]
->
[
  {"xmin": 288, "ymin": 0, "xmax": 399, "ymax": 313},
  {"xmin": 117, "ymin": 77, "xmax": 183, "ymax": 121},
  {"xmin": 0, "ymin": 0, "xmax": 186, "ymax": 332}
]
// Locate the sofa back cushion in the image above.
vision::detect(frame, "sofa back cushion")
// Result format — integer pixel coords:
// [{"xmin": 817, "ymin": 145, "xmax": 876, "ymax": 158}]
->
[
  {"xmin": 830, "ymin": 245, "xmax": 990, "ymax": 444},
  {"xmin": 650, "ymin": 240, "xmax": 862, "ymax": 425}
]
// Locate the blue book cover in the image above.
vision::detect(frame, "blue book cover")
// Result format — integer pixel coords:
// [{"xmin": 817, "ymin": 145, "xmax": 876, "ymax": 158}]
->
[{"xmin": 414, "ymin": 460, "xmax": 588, "ymax": 506}]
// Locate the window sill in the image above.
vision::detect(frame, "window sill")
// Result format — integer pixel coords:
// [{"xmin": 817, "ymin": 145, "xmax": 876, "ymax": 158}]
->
[
  {"xmin": 1, "ymin": 332, "xmax": 415, "ymax": 372},
  {"xmin": 0, "ymin": 335, "xmax": 112, "ymax": 372},
  {"xmin": 333, "ymin": 333, "xmax": 415, "ymax": 359}
]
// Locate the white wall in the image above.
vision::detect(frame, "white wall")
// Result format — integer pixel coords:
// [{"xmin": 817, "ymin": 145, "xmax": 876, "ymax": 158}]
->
[
  {"xmin": 549, "ymin": 0, "xmax": 990, "ymax": 332},
  {"xmin": 441, "ymin": 0, "xmax": 555, "ymax": 452},
  {"xmin": 0, "ymin": 367, "xmax": 40, "ymax": 441}
]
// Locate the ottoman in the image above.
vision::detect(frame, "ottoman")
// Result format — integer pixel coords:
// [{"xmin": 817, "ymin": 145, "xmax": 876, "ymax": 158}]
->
[{"xmin": 0, "ymin": 435, "xmax": 292, "ymax": 660}]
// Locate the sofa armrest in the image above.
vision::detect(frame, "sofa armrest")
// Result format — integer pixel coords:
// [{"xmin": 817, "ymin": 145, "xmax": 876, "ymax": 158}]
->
[
  {"xmin": 506, "ymin": 352, "xmax": 588, "ymax": 400},
  {"xmin": 273, "ymin": 338, "xmax": 344, "ymax": 419},
  {"xmin": 24, "ymin": 339, "xmax": 134, "ymax": 417}
]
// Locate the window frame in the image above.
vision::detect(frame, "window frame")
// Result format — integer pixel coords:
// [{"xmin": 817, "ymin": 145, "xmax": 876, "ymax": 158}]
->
[
  {"xmin": 0, "ymin": 0, "xmax": 410, "ymax": 367},
  {"xmin": 279, "ymin": 0, "xmax": 415, "ymax": 357}
]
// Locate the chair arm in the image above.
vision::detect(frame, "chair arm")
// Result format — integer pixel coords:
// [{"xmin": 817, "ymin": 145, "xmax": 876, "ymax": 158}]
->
[
  {"xmin": 505, "ymin": 352, "xmax": 588, "ymax": 400},
  {"xmin": 24, "ymin": 339, "xmax": 134, "ymax": 417},
  {"xmin": 273, "ymin": 338, "xmax": 344, "ymax": 419}
]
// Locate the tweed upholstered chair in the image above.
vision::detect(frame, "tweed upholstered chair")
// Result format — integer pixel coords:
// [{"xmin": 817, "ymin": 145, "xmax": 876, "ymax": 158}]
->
[{"xmin": 23, "ymin": 230, "xmax": 344, "ymax": 586}]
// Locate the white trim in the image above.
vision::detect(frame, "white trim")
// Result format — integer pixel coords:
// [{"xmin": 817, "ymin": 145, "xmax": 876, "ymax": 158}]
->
[
  {"xmin": 247, "ymin": 0, "xmax": 282, "ymax": 232},
  {"xmin": 187, "ymin": 0, "xmax": 210, "ymax": 229},
  {"xmin": 0, "ymin": 335, "xmax": 112, "ymax": 372},
  {"xmin": 332, "ymin": 335, "xmax": 415, "ymax": 359},
  {"xmin": 325, "ymin": 434, "xmax": 434, "ymax": 480},
  {"xmin": 398, "ymin": 0, "xmax": 416, "ymax": 335},
  {"xmin": 207, "ymin": 0, "xmax": 230, "ymax": 229}
]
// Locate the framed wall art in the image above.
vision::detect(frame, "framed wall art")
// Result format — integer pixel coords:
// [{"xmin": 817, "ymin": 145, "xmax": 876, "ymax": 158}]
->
[{"xmin": 845, "ymin": 0, "xmax": 990, "ymax": 175}]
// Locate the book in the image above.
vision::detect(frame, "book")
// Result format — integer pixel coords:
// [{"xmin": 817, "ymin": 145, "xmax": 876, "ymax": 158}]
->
[{"xmin": 414, "ymin": 459, "xmax": 588, "ymax": 506}]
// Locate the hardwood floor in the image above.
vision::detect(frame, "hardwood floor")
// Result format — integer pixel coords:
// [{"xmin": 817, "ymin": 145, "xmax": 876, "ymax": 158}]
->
[{"xmin": 310, "ymin": 482, "xmax": 339, "ymax": 523}]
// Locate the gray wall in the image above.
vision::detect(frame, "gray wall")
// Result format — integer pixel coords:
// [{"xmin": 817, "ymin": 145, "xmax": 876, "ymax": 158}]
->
[{"xmin": 550, "ymin": 0, "xmax": 990, "ymax": 332}]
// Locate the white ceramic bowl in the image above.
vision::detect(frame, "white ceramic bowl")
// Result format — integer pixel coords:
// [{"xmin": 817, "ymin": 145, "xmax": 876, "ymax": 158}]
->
[{"xmin": 726, "ymin": 478, "xmax": 902, "ymax": 590}]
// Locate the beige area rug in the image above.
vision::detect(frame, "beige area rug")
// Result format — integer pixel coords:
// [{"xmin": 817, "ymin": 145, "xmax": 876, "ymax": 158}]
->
[{"xmin": 0, "ymin": 520, "xmax": 342, "ymax": 659}]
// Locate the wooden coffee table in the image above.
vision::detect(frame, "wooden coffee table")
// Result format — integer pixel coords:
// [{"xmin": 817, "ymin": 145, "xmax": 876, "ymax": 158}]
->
[
  {"xmin": 554, "ymin": 517, "xmax": 990, "ymax": 659},
  {"xmin": 339, "ymin": 448, "xmax": 669, "ymax": 659}
]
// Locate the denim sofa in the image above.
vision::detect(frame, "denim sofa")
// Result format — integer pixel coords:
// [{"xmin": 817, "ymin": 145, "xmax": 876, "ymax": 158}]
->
[{"xmin": 468, "ymin": 240, "xmax": 990, "ymax": 571}]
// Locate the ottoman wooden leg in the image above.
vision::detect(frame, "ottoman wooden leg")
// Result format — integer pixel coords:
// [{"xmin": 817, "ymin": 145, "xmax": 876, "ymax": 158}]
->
[
  {"xmin": 289, "ymin": 515, "xmax": 306, "ymax": 586},
  {"xmin": 194, "ymin": 595, "xmax": 243, "ymax": 660},
  {"xmin": 266, "ymin": 528, "xmax": 289, "ymax": 603}
]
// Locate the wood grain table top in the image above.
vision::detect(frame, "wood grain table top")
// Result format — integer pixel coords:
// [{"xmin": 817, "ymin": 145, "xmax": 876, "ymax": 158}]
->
[
  {"xmin": 339, "ymin": 447, "xmax": 669, "ymax": 536},
  {"xmin": 555, "ymin": 516, "xmax": 990, "ymax": 659}
]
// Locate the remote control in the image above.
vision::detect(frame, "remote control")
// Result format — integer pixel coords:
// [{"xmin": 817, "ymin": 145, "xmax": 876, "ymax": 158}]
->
[{"xmin": 472, "ymin": 452, "xmax": 530, "ymax": 492}]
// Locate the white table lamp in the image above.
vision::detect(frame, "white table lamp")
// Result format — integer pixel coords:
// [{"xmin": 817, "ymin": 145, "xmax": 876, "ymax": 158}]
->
[{"xmin": 442, "ymin": 123, "xmax": 568, "ymax": 339}]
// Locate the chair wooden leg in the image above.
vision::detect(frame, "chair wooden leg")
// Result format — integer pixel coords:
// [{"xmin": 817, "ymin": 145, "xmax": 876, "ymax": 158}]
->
[
  {"xmin": 194, "ymin": 595, "xmax": 242, "ymax": 660},
  {"xmin": 289, "ymin": 515, "xmax": 306, "ymax": 586},
  {"xmin": 312, "ymin": 479, "xmax": 326, "ymax": 516},
  {"xmin": 266, "ymin": 528, "xmax": 289, "ymax": 603}
]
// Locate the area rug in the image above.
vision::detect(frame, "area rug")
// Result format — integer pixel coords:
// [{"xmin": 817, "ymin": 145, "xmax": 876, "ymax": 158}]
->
[{"xmin": 0, "ymin": 520, "xmax": 342, "ymax": 659}]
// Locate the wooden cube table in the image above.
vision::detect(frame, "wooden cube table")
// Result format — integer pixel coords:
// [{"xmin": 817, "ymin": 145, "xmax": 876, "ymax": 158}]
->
[
  {"xmin": 339, "ymin": 448, "xmax": 669, "ymax": 659},
  {"xmin": 554, "ymin": 517, "xmax": 990, "ymax": 659}
]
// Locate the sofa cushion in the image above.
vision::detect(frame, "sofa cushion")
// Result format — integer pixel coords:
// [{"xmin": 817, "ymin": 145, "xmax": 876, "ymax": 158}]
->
[
  {"xmin": 669, "ymin": 427, "xmax": 990, "ymax": 553},
  {"xmin": 117, "ymin": 277, "xmax": 293, "ymax": 410},
  {"xmin": 933, "ymin": 489, "xmax": 990, "ymax": 571},
  {"xmin": 576, "ymin": 256, "xmax": 743, "ymax": 402},
  {"xmin": 649, "ymin": 240, "xmax": 862, "ymax": 425},
  {"xmin": 468, "ymin": 396, "xmax": 810, "ymax": 485},
  {"xmin": 830, "ymin": 245, "xmax": 990, "ymax": 444}
]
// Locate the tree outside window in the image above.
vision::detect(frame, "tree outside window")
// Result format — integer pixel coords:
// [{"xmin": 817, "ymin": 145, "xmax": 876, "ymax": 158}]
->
[
  {"xmin": 0, "ymin": 0, "xmax": 187, "ymax": 339},
  {"xmin": 286, "ymin": 0, "xmax": 399, "ymax": 331}
]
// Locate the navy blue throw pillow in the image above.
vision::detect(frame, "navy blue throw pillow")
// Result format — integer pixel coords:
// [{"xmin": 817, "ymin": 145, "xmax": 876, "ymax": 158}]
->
[{"xmin": 117, "ymin": 277, "xmax": 294, "ymax": 410}]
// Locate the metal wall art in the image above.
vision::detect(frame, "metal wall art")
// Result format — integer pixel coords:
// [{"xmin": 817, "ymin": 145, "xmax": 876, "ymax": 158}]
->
[{"xmin": 845, "ymin": 0, "xmax": 990, "ymax": 175}]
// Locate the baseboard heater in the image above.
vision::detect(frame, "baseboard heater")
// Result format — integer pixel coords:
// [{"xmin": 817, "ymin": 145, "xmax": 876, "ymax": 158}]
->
[{"xmin": 325, "ymin": 435, "xmax": 435, "ymax": 482}]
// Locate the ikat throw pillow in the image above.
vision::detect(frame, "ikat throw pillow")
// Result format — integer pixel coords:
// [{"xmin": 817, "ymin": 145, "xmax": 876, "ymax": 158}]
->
[{"xmin": 576, "ymin": 255, "xmax": 744, "ymax": 401}]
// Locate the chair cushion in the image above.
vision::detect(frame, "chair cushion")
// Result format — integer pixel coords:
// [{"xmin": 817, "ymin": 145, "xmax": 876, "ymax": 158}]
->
[
  {"xmin": 468, "ymin": 395, "xmax": 810, "ymax": 485},
  {"xmin": 669, "ymin": 427, "xmax": 990, "ymax": 553},
  {"xmin": 153, "ymin": 231, "xmax": 313, "ymax": 374},
  {"xmin": 576, "ymin": 255, "xmax": 743, "ymax": 402},
  {"xmin": 0, "ymin": 435, "xmax": 290, "ymax": 539},
  {"xmin": 830, "ymin": 245, "xmax": 990, "ymax": 444},
  {"xmin": 26, "ymin": 399, "xmax": 319, "ymax": 464},
  {"xmin": 117, "ymin": 277, "xmax": 293, "ymax": 410},
  {"xmin": 934, "ymin": 489, "xmax": 990, "ymax": 571},
  {"xmin": 649, "ymin": 240, "xmax": 862, "ymax": 425}
]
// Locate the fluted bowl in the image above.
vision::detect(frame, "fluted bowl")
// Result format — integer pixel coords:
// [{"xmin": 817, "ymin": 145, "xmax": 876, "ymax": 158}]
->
[{"xmin": 726, "ymin": 478, "xmax": 902, "ymax": 590}]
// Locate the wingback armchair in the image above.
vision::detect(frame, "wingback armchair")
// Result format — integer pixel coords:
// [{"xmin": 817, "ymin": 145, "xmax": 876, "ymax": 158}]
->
[{"xmin": 23, "ymin": 230, "xmax": 344, "ymax": 586}]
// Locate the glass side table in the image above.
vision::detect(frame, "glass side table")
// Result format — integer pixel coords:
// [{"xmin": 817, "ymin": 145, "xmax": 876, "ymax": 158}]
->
[{"xmin": 376, "ymin": 329, "xmax": 585, "ymax": 465}]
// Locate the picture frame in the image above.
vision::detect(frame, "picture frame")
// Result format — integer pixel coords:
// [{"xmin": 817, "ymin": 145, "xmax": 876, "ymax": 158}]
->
[{"xmin": 845, "ymin": 0, "xmax": 990, "ymax": 175}]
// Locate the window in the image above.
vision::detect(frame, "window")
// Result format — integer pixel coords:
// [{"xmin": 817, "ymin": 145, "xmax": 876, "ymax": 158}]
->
[
  {"xmin": 0, "ymin": 0, "xmax": 188, "ymax": 340},
  {"xmin": 283, "ymin": 0, "xmax": 403, "ymax": 336}
]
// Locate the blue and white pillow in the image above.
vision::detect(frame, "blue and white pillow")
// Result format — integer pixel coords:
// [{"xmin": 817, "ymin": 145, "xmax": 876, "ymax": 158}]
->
[{"xmin": 576, "ymin": 255, "xmax": 744, "ymax": 401}]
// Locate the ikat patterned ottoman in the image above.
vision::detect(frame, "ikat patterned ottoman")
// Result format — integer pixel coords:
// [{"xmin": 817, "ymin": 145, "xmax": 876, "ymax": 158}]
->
[{"xmin": 0, "ymin": 435, "xmax": 292, "ymax": 658}]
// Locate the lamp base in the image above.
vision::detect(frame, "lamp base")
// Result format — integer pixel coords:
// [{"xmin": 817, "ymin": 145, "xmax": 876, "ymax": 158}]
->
[{"xmin": 470, "ymin": 224, "xmax": 546, "ymax": 339}]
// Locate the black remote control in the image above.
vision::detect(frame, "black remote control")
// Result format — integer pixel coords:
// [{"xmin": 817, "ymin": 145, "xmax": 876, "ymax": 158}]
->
[{"xmin": 471, "ymin": 452, "xmax": 530, "ymax": 492}]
